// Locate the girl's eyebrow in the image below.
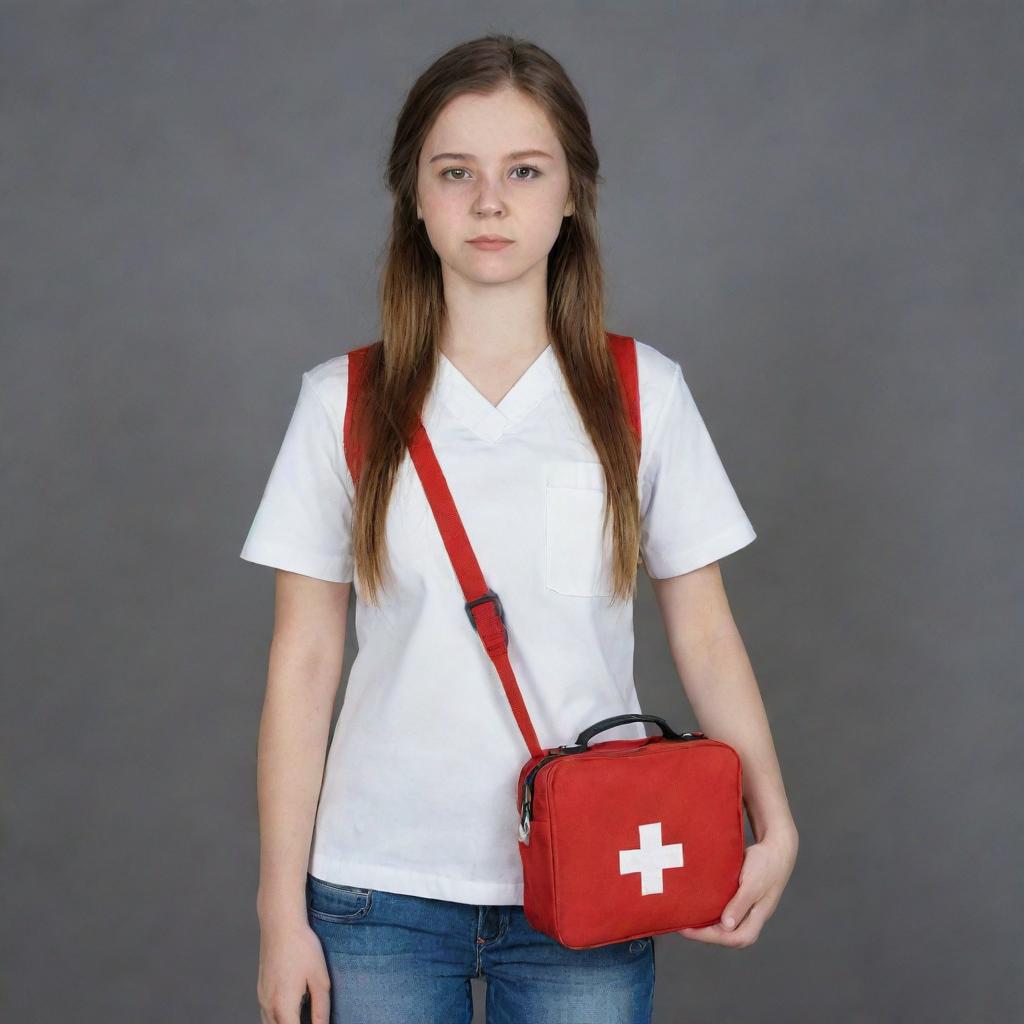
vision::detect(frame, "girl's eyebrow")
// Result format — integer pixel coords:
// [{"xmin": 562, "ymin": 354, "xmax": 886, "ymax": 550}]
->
[{"xmin": 428, "ymin": 149, "xmax": 554, "ymax": 164}]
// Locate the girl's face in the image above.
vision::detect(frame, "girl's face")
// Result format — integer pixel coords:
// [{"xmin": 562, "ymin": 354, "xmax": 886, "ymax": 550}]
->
[{"xmin": 416, "ymin": 87, "xmax": 575, "ymax": 287}]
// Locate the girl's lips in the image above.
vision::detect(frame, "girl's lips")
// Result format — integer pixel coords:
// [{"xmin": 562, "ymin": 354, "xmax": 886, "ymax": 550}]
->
[{"xmin": 468, "ymin": 239, "xmax": 514, "ymax": 250}]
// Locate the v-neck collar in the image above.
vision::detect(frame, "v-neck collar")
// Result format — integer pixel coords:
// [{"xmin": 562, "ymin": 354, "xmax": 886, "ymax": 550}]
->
[{"xmin": 433, "ymin": 344, "xmax": 559, "ymax": 442}]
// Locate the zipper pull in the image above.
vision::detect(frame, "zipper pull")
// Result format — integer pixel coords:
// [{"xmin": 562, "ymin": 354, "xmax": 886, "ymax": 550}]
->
[{"xmin": 518, "ymin": 791, "xmax": 532, "ymax": 844}]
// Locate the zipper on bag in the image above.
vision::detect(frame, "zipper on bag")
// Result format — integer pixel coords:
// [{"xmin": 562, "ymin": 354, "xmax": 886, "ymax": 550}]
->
[{"xmin": 518, "ymin": 732, "xmax": 709, "ymax": 843}]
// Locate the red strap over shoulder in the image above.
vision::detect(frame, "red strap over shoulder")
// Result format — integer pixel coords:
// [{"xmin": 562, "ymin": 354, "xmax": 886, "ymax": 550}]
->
[
  {"xmin": 342, "ymin": 332, "xmax": 642, "ymax": 758},
  {"xmin": 343, "ymin": 341, "xmax": 377, "ymax": 487},
  {"xmin": 606, "ymin": 331, "xmax": 642, "ymax": 446}
]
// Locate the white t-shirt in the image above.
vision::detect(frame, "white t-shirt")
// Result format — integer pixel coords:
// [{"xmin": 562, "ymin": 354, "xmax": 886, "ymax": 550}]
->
[{"xmin": 240, "ymin": 338, "xmax": 756, "ymax": 905}]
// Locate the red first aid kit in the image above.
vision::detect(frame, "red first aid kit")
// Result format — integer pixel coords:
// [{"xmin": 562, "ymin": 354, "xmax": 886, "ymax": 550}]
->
[{"xmin": 345, "ymin": 333, "xmax": 745, "ymax": 949}]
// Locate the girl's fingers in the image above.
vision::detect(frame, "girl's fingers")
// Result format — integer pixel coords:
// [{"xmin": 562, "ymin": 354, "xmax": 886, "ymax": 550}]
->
[
  {"xmin": 679, "ymin": 896, "xmax": 770, "ymax": 946},
  {"xmin": 309, "ymin": 979, "xmax": 331, "ymax": 1023}
]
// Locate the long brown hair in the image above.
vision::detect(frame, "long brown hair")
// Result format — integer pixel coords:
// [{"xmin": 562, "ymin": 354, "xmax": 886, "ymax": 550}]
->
[{"xmin": 351, "ymin": 33, "xmax": 641, "ymax": 605}]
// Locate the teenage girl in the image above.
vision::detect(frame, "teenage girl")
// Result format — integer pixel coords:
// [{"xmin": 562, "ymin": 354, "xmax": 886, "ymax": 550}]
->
[{"xmin": 243, "ymin": 34, "xmax": 798, "ymax": 1024}]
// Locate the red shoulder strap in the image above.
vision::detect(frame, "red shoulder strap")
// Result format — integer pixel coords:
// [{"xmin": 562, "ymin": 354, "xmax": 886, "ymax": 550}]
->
[
  {"xmin": 343, "ymin": 341, "xmax": 377, "ymax": 487},
  {"xmin": 606, "ymin": 331, "xmax": 642, "ymax": 445},
  {"xmin": 342, "ymin": 333, "xmax": 641, "ymax": 761}
]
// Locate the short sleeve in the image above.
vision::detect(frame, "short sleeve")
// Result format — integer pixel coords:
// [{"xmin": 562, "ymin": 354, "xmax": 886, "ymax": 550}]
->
[
  {"xmin": 639, "ymin": 363, "xmax": 756, "ymax": 578},
  {"xmin": 239, "ymin": 370, "xmax": 354, "ymax": 583}
]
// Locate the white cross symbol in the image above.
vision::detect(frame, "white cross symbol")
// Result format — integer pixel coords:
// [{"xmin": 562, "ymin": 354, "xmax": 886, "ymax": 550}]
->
[{"xmin": 619, "ymin": 822, "xmax": 684, "ymax": 895}]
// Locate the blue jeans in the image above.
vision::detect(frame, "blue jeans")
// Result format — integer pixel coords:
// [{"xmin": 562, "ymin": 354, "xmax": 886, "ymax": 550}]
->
[{"xmin": 305, "ymin": 872, "xmax": 655, "ymax": 1023}]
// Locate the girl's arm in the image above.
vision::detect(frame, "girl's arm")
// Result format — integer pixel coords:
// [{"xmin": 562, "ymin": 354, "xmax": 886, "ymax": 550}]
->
[
  {"xmin": 256, "ymin": 570, "xmax": 351, "ymax": 927},
  {"xmin": 650, "ymin": 560, "xmax": 798, "ymax": 944},
  {"xmin": 650, "ymin": 560, "xmax": 796, "ymax": 845}
]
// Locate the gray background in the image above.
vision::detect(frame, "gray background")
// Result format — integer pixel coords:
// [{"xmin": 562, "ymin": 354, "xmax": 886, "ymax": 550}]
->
[{"xmin": 2, "ymin": 2, "xmax": 1020, "ymax": 1021}]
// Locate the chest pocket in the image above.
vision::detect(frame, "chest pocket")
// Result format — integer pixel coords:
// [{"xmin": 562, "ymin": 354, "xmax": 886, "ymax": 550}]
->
[{"xmin": 543, "ymin": 460, "xmax": 613, "ymax": 597}]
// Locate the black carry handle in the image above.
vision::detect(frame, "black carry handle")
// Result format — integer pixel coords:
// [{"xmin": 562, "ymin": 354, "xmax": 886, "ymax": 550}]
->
[{"xmin": 559, "ymin": 714, "xmax": 705, "ymax": 754}]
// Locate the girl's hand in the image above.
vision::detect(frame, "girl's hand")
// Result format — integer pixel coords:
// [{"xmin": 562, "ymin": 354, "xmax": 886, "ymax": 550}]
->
[
  {"xmin": 676, "ymin": 829, "xmax": 798, "ymax": 948},
  {"xmin": 257, "ymin": 912, "xmax": 331, "ymax": 1023}
]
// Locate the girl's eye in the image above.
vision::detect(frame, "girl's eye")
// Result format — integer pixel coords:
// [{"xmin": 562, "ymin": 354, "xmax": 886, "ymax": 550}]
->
[{"xmin": 441, "ymin": 165, "xmax": 542, "ymax": 181}]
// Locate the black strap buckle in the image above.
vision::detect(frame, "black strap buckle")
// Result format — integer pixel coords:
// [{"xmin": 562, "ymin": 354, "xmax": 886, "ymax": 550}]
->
[{"xmin": 465, "ymin": 589, "xmax": 509, "ymax": 646}]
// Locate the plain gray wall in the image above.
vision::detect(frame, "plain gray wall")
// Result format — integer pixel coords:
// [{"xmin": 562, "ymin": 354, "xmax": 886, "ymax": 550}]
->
[{"xmin": 2, "ymin": 2, "xmax": 1020, "ymax": 1021}]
